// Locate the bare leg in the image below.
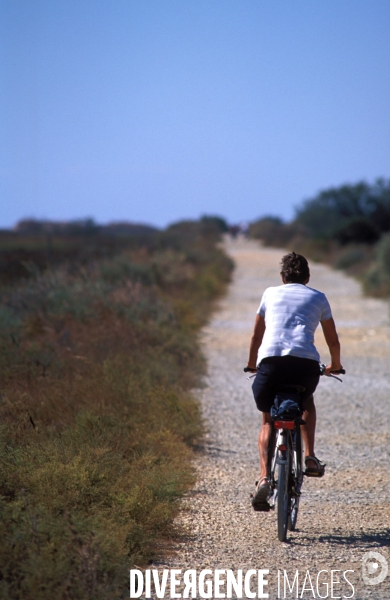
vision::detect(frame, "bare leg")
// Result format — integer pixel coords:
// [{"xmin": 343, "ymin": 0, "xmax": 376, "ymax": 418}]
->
[
  {"xmin": 300, "ymin": 394, "xmax": 317, "ymax": 468},
  {"xmin": 258, "ymin": 412, "xmax": 272, "ymax": 480}
]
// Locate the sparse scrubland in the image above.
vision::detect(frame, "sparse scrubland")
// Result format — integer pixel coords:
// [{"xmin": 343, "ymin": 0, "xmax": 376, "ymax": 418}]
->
[
  {"xmin": 250, "ymin": 179, "xmax": 390, "ymax": 298},
  {"xmin": 0, "ymin": 218, "xmax": 233, "ymax": 599}
]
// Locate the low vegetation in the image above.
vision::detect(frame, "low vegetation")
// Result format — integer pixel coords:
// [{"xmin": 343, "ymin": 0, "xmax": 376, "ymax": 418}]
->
[
  {"xmin": 0, "ymin": 218, "xmax": 233, "ymax": 599},
  {"xmin": 249, "ymin": 179, "xmax": 390, "ymax": 298}
]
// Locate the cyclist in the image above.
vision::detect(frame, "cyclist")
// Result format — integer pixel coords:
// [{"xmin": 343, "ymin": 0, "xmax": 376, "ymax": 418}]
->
[{"xmin": 246, "ymin": 252, "xmax": 343, "ymax": 510}]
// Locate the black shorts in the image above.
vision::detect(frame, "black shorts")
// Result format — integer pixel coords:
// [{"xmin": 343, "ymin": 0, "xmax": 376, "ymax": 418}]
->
[{"xmin": 252, "ymin": 355, "xmax": 320, "ymax": 413}]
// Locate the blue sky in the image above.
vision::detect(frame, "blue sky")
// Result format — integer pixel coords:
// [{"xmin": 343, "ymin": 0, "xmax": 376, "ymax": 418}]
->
[{"xmin": 1, "ymin": 0, "xmax": 390, "ymax": 228}]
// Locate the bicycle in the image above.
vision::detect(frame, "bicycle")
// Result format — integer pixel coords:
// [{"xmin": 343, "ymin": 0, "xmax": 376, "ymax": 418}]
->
[
  {"xmin": 245, "ymin": 364, "xmax": 345, "ymax": 542},
  {"xmin": 268, "ymin": 383, "xmax": 305, "ymax": 542}
]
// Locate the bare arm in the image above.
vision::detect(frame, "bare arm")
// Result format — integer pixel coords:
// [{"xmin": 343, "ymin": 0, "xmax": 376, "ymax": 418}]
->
[
  {"xmin": 247, "ymin": 314, "xmax": 266, "ymax": 371},
  {"xmin": 320, "ymin": 317, "xmax": 342, "ymax": 374}
]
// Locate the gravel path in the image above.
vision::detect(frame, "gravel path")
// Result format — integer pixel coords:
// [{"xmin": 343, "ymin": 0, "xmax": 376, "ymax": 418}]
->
[{"xmin": 152, "ymin": 238, "xmax": 390, "ymax": 600}]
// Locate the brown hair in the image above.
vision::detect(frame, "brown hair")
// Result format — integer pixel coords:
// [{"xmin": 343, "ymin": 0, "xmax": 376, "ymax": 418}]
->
[{"xmin": 280, "ymin": 252, "xmax": 310, "ymax": 284}]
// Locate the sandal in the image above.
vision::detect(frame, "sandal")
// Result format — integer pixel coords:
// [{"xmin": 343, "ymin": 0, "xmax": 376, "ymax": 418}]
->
[
  {"xmin": 304, "ymin": 456, "xmax": 326, "ymax": 477},
  {"xmin": 251, "ymin": 477, "xmax": 271, "ymax": 511}
]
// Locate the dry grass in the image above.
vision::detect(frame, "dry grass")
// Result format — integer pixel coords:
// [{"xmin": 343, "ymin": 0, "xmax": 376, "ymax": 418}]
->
[{"xmin": 0, "ymin": 222, "xmax": 233, "ymax": 599}]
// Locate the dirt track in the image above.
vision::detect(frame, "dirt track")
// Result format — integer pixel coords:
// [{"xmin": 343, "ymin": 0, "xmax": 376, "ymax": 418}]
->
[{"xmin": 155, "ymin": 238, "xmax": 390, "ymax": 600}]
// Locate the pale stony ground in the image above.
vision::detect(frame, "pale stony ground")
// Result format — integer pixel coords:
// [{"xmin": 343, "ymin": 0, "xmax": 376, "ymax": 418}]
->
[{"xmin": 151, "ymin": 238, "xmax": 390, "ymax": 600}]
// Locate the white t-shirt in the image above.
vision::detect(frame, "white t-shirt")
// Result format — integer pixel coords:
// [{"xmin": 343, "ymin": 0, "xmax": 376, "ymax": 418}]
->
[{"xmin": 256, "ymin": 283, "xmax": 332, "ymax": 364}]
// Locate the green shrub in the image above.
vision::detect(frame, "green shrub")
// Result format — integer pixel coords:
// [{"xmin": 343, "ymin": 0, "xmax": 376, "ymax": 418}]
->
[
  {"xmin": 376, "ymin": 233, "xmax": 390, "ymax": 277},
  {"xmin": 249, "ymin": 216, "xmax": 297, "ymax": 247},
  {"xmin": 334, "ymin": 246, "xmax": 367, "ymax": 270},
  {"xmin": 362, "ymin": 234, "xmax": 390, "ymax": 296},
  {"xmin": 99, "ymin": 255, "xmax": 155, "ymax": 285},
  {"xmin": 362, "ymin": 265, "xmax": 390, "ymax": 296}
]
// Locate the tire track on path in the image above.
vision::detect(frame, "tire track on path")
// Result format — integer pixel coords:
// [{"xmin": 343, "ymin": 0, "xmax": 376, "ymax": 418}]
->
[{"xmin": 156, "ymin": 238, "xmax": 390, "ymax": 599}]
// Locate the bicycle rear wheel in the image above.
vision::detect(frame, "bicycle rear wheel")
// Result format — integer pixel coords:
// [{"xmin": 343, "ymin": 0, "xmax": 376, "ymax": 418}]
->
[
  {"xmin": 288, "ymin": 429, "xmax": 303, "ymax": 531},
  {"xmin": 277, "ymin": 442, "xmax": 291, "ymax": 542}
]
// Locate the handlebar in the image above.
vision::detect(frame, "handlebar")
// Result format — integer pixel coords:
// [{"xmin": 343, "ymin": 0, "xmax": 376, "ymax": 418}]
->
[
  {"xmin": 319, "ymin": 363, "xmax": 345, "ymax": 382},
  {"xmin": 244, "ymin": 364, "xmax": 346, "ymax": 380},
  {"xmin": 319, "ymin": 364, "xmax": 345, "ymax": 375}
]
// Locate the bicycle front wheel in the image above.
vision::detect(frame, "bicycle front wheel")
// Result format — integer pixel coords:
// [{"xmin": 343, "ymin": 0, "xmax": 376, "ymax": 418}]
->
[{"xmin": 277, "ymin": 446, "xmax": 291, "ymax": 542}]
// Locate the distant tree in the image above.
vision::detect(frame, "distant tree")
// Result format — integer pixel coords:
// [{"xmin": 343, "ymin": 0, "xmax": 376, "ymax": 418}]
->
[
  {"xmin": 67, "ymin": 218, "xmax": 99, "ymax": 235},
  {"xmin": 365, "ymin": 178, "xmax": 390, "ymax": 233},
  {"xmin": 102, "ymin": 222, "xmax": 158, "ymax": 236},
  {"xmin": 295, "ymin": 179, "xmax": 390, "ymax": 243},
  {"xmin": 14, "ymin": 219, "xmax": 45, "ymax": 234},
  {"xmin": 200, "ymin": 215, "xmax": 229, "ymax": 233},
  {"xmin": 14, "ymin": 218, "xmax": 100, "ymax": 235},
  {"xmin": 334, "ymin": 218, "xmax": 380, "ymax": 245}
]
